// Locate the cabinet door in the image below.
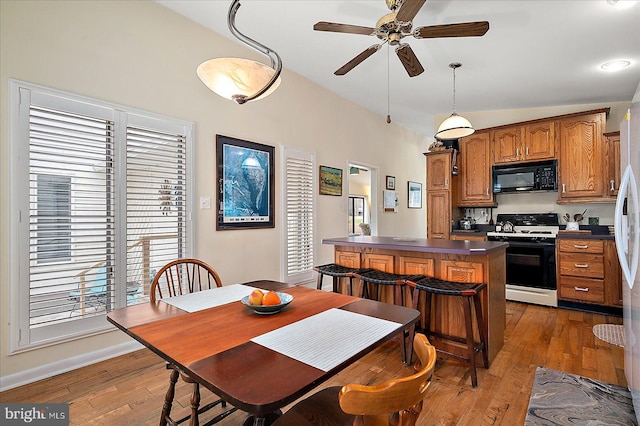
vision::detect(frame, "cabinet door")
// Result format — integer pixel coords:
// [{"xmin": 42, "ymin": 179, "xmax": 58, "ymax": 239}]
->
[
  {"xmin": 605, "ymin": 132, "xmax": 621, "ymax": 198},
  {"xmin": 492, "ymin": 126, "xmax": 522, "ymax": 164},
  {"xmin": 604, "ymin": 240, "xmax": 623, "ymax": 307},
  {"xmin": 363, "ymin": 253, "xmax": 394, "ymax": 272},
  {"xmin": 426, "ymin": 151, "xmax": 451, "ymax": 191},
  {"xmin": 524, "ymin": 121, "xmax": 556, "ymax": 161},
  {"xmin": 336, "ymin": 251, "xmax": 361, "ymax": 268},
  {"xmin": 399, "ymin": 257, "xmax": 435, "ymax": 277},
  {"xmin": 558, "ymin": 113, "xmax": 605, "ymax": 199},
  {"xmin": 459, "ymin": 132, "xmax": 493, "ymax": 205},
  {"xmin": 440, "ymin": 260, "xmax": 484, "ymax": 283},
  {"xmin": 427, "ymin": 191, "xmax": 450, "ymax": 239}
]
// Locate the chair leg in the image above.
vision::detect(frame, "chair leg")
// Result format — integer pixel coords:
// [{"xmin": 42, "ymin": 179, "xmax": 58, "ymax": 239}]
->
[
  {"xmin": 189, "ymin": 383, "xmax": 200, "ymax": 426},
  {"xmin": 332, "ymin": 276, "xmax": 339, "ymax": 293},
  {"xmin": 473, "ymin": 293, "xmax": 489, "ymax": 368},
  {"xmin": 160, "ymin": 369, "xmax": 180, "ymax": 426},
  {"xmin": 347, "ymin": 276, "xmax": 354, "ymax": 296},
  {"xmin": 462, "ymin": 296, "xmax": 478, "ymax": 388},
  {"xmin": 316, "ymin": 272, "xmax": 323, "ymax": 290}
]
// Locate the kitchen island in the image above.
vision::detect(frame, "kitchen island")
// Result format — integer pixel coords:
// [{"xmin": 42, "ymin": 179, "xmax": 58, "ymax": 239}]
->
[{"xmin": 322, "ymin": 236, "xmax": 508, "ymax": 363}]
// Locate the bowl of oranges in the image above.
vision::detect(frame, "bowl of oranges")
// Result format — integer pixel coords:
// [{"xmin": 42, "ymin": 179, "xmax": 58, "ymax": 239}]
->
[{"xmin": 241, "ymin": 289, "xmax": 293, "ymax": 315}]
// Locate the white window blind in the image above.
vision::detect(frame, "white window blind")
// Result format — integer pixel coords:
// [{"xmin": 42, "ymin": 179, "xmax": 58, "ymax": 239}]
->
[
  {"xmin": 10, "ymin": 81, "xmax": 193, "ymax": 351},
  {"xmin": 282, "ymin": 148, "xmax": 315, "ymax": 284}
]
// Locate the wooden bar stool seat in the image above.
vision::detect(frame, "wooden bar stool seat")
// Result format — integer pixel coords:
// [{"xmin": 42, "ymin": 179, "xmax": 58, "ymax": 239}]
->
[
  {"xmin": 313, "ymin": 264, "xmax": 373, "ymax": 295},
  {"xmin": 406, "ymin": 276, "xmax": 489, "ymax": 387},
  {"xmin": 354, "ymin": 270, "xmax": 424, "ymax": 364}
]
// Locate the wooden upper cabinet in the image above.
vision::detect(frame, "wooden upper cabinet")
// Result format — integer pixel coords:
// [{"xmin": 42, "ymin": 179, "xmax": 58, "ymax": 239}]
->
[
  {"xmin": 604, "ymin": 131, "xmax": 621, "ymax": 198},
  {"xmin": 493, "ymin": 122, "xmax": 555, "ymax": 164},
  {"xmin": 492, "ymin": 126, "xmax": 523, "ymax": 164},
  {"xmin": 524, "ymin": 121, "xmax": 556, "ymax": 161},
  {"xmin": 426, "ymin": 151, "xmax": 451, "ymax": 191},
  {"xmin": 459, "ymin": 131, "xmax": 494, "ymax": 206},
  {"xmin": 427, "ymin": 191, "xmax": 450, "ymax": 239},
  {"xmin": 558, "ymin": 112, "xmax": 605, "ymax": 200}
]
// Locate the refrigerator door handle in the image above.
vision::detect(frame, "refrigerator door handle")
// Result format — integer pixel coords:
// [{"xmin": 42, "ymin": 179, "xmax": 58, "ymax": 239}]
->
[{"xmin": 615, "ymin": 165, "xmax": 640, "ymax": 289}]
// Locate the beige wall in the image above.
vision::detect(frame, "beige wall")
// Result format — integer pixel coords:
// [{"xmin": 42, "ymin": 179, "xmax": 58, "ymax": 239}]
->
[{"xmin": 0, "ymin": 1, "xmax": 428, "ymax": 382}]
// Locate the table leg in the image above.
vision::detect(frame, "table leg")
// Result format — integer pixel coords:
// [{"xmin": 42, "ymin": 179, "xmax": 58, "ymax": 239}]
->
[{"xmin": 242, "ymin": 410, "xmax": 282, "ymax": 426}]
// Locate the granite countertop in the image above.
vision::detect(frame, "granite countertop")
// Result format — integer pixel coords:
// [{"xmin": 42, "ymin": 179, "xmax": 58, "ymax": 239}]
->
[{"xmin": 322, "ymin": 236, "xmax": 508, "ymax": 255}]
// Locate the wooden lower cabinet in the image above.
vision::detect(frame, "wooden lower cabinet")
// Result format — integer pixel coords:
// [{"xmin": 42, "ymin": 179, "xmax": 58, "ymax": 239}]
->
[
  {"xmin": 427, "ymin": 191, "xmax": 450, "ymax": 239},
  {"xmin": 441, "ymin": 260, "xmax": 484, "ymax": 283},
  {"xmin": 398, "ymin": 257, "xmax": 435, "ymax": 276},
  {"xmin": 363, "ymin": 253, "xmax": 394, "ymax": 272},
  {"xmin": 335, "ymin": 250, "xmax": 361, "ymax": 268},
  {"xmin": 557, "ymin": 238, "xmax": 622, "ymax": 308}
]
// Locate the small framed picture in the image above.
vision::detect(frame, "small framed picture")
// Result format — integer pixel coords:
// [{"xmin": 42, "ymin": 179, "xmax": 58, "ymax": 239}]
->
[
  {"xmin": 319, "ymin": 165, "xmax": 343, "ymax": 196},
  {"xmin": 408, "ymin": 181, "xmax": 422, "ymax": 209},
  {"xmin": 386, "ymin": 175, "xmax": 396, "ymax": 190}
]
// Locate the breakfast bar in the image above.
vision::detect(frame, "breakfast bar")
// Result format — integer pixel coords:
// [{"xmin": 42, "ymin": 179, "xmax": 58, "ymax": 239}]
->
[{"xmin": 322, "ymin": 236, "xmax": 508, "ymax": 363}]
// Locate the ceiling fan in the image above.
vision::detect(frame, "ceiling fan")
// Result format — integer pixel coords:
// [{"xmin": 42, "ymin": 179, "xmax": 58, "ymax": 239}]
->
[{"xmin": 313, "ymin": 0, "xmax": 489, "ymax": 77}]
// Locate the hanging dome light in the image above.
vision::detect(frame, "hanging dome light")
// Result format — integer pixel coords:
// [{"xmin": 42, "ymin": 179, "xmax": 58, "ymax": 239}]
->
[
  {"xmin": 435, "ymin": 63, "xmax": 475, "ymax": 140},
  {"xmin": 197, "ymin": 0, "xmax": 282, "ymax": 104}
]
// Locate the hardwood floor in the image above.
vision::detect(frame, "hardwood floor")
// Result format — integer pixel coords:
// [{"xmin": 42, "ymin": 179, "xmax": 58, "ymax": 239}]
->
[{"xmin": 1, "ymin": 302, "xmax": 625, "ymax": 425}]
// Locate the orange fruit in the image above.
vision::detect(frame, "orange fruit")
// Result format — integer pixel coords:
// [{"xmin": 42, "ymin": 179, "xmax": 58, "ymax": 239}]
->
[{"xmin": 262, "ymin": 291, "xmax": 281, "ymax": 306}]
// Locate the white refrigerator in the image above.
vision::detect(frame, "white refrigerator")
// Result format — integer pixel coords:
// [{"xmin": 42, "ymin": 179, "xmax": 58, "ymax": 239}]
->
[{"xmin": 616, "ymin": 101, "xmax": 640, "ymax": 421}]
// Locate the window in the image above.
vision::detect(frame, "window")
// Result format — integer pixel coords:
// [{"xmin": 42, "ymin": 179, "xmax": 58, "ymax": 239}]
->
[
  {"xmin": 9, "ymin": 81, "xmax": 193, "ymax": 351},
  {"xmin": 281, "ymin": 148, "xmax": 315, "ymax": 284},
  {"xmin": 348, "ymin": 196, "xmax": 366, "ymax": 234}
]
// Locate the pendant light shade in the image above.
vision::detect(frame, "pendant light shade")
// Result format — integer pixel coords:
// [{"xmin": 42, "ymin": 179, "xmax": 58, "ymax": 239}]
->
[
  {"xmin": 435, "ymin": 63, "xmax": 475, "ymax": 140},
  {"xmin": 197, "ymin": 0, "xmax": 282, "ymax": 104}
]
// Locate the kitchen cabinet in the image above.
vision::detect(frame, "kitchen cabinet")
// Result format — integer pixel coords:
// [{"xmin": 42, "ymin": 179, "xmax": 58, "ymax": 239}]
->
[
  {"xmin": 558, "ymin": 112, "xmax": 606, "ymax": 202},
  {"xmin": 604, "ymin": 131, "xmax": 621, "ymax": 198},
  {"xmin": 459, "ymin": 131, "xmax": 494, "ymax": 206},
  {"xmin": 335, "ymin": 250, "xmax": 361, "ymax": 268},
  {"xmin": 557, "ymin": 238, "xmax": 622, "ymax": 308},
  {"xmin": 492, "ymin": 121, "xmax": 556, "ymax": 164},
  {"xmin": 425, "ymin": 150, "xmax": 460, "ymax": 239},
  {"xmin": 363, "ymin": 253, "xmax": 394, "ymax": 272}
]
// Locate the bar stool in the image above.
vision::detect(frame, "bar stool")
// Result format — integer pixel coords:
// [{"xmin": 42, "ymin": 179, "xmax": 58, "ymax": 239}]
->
[
  {"xmin": 313, "ymin": 264, "xmax": 373, "ymax": 296},
  {"xmin": 354, "ymin": 270, "xmax": 424, "ymax": 365},
  {"xmin": 406, "ymin": 276, "xmax": 488, "ymax": 387}
]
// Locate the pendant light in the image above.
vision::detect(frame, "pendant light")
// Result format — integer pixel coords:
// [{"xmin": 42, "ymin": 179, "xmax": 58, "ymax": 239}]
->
[
  {"xmin": 196, "ymin": 0, "xmax": 282, "ymax": 104},
  {"xmin": 435, "ymin": 62, "xmax": 475, "ymax": 140}
]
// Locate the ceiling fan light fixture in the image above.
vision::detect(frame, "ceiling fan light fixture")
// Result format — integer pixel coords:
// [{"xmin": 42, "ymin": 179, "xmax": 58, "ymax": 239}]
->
[
  {"xmin": 197, "ymin": 0, "xmax": 282, "ymax": 104},
  {"xmin": 435, "ymin": 62, "xmax": 475, "ymax": 140}
]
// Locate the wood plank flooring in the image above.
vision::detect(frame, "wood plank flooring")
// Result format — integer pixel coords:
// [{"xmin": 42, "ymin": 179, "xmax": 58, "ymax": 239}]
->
[{"xmin": 1, "ymin": 302, "xmax": 626, "ymax": 425}]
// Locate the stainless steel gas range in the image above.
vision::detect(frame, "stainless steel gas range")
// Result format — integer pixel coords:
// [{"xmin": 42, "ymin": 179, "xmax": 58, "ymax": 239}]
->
[{"xmin": 487, "ymin": 213, "xmax": 559, "ymax": 307}]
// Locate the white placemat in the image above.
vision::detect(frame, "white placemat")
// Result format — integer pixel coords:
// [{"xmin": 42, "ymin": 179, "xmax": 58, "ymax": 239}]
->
[
  {"xmin": 160, "ymin": 283, "xmax": 257, "ymax": 312},
  {"xmin": 251, "ymin": 308, "xmax": 402, "ymax": 371}
]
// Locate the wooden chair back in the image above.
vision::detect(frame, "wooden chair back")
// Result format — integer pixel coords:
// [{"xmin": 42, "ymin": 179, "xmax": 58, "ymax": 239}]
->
[
  {"xmin": 338, "ymin": 333, "xmax": 436, "ymax": 426},
  {"xmin": 150, "ymin": 258, "xmax": 222, "ymax": 303}
]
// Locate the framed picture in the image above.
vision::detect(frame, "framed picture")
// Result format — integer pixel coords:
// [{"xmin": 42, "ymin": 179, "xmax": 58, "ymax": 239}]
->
[
  {"xmin": 319, "ymin": 166, "xmax": 343, "ymax": 196},
  {"xmin": 216, "ymin": 135, "xmax": 274, "ymax": 230},
  {"xmin": 386, "ymin": 175, "xmax": 396, "ymax": 190},
  {"xmin": 408, "ymin": 181, "xmax": 422, "ymax": 209}
]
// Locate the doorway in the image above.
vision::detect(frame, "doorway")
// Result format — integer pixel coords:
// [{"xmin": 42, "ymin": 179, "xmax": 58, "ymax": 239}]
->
[{"xmin": 348, "ymin": 163, "xmax": 377, "ymax": 236}]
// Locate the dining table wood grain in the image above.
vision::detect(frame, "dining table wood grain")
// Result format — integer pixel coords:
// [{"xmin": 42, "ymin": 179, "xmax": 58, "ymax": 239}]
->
[{"xmin": 106, "ymin": 280, "xmax": 420, "ymax": 425}]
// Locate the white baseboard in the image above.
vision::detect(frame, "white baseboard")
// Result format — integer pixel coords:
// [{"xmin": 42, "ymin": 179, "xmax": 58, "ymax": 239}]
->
[{"xmin": 0, "ymin": 340, "xmax": 143, "ymax": 392}]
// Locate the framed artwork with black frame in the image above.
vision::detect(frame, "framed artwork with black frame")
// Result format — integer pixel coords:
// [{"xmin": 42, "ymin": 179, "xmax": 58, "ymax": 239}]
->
[
  {"xmin": 319, "ymin": 165, "xmax": 343, "ymax": 196},
  {"xmin": 216, "ymin": 135, "xmax": 274, "ymax": 230},
  {"xmin": 408, "ymin": 181, "xmax": 422, "ymax": 209},
  {"xmin": 386, "ymin": 175, "xmax": 396, "ymax": 190}
]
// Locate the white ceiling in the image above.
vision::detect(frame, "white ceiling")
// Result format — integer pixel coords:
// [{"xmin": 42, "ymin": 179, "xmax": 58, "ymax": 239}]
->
[{"xmin": 157, "ymin": 0, "xmax": 640, "ymax": 138}]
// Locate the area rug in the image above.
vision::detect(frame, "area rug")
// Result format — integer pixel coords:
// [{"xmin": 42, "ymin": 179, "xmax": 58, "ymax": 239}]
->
[
  {"xmin": 525, "ymin": 367, "xmax": 636, "ymax": 425},
  {"xmin": 593, "ymin": 323, "xmax": 625, "ymax": 347}
]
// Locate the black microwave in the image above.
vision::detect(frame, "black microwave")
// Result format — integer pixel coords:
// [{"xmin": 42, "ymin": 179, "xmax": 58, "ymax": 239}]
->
[{"xmin": 492, "ymin": 160, "xmax": 557, "ymax": 193}]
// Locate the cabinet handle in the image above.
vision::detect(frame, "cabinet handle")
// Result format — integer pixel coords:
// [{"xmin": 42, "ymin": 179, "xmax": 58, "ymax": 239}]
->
[
  {"xmin": 445, "ymin": 177, "xmax": 449, "ymax": 186},
  {"xmin": 574, "ymin": 263, "xmax": 589, "ymax": 268},
  {"xmin": 526, "ymin": 147, "xmax": 529, "ymax": 157},
  {"xmin": 562, "ymin": 183, "xmax": 566, "ymax": 193},
  {"xmin": 573, "ymin": 245, "xmax": 589, "ymax": 249},
  {"xmin": 516, "ymin": 147, "xmax": 520, "ymax": 158},
  {"xmin": 574, "ymin": 286, "xmax": 589, "ymax": 292},
  {"xmin": 434, "ymin": 235, "xmax": 444, "ymax": 239},
  {"xmin": 610, "ymin": 180, "xmax": 615, "ymax": 192},
  {"xmin": 486, "ymin": 187, "xmax": 489, "ymax": 196}
]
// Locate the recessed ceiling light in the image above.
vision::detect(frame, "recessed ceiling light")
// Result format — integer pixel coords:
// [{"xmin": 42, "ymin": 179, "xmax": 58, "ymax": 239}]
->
[{"xmin": 601, "ymin": 60, "xmax": 631, "ymax": 71}]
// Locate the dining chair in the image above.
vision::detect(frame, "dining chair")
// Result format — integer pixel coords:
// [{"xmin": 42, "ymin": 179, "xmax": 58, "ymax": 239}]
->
[
  {"xmin": 150, "ymin": 258, "xmax": 237, "ymax": 426},
  {"xmin": 272, "ymin": 333, "xmax": 437, "ymax": 426}
]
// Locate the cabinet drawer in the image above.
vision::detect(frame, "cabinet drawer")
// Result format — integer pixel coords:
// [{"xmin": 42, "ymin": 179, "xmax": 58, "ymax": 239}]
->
[
  {"xmin": 558, "ymin": 239, "xmax": 604, "ymax": 254},
  {"xmin": 559, "ymin": 253, "xmax": 604, "ymax": 278},
  {"xmin": 559, "ymin": 276, "xmax": 604, "ymax": 303}
]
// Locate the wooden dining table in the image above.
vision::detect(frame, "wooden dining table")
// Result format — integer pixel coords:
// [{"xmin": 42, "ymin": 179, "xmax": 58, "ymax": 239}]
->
[{"xmin": 106, "ymin": 280, "xmax": 420, "ymax": 426}]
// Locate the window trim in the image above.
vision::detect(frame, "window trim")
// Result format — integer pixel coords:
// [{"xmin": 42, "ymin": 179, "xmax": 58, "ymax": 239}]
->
[{"xmin": 8, "ymin": 79, "xmax": 195, "ymax": 354}]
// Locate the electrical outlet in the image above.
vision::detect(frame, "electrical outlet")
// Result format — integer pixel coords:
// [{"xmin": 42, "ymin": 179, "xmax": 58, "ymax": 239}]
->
[{"xmin": 200, "ymin": 196, "xmax": 211, "ymax": 209}]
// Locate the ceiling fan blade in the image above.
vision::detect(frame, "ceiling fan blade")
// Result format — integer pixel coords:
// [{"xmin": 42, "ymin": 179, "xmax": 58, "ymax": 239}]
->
[
  {"xmin": 395, "ymin": 0, "xmax": 427, "ymax": 23},
  {"xmin": 414, "ymin": 21, "xmax": 490, "ymax": 39},
  {"xmin": 395, "ymin": 44, "xmax": 425, "ymax": 77},
  {"xmin": 335, "ymin": 45, "xmax": 382, "ymax": 76},
  {"xmin": 314, "ymin": 21, "xmax": 377, "ymax": 36}
]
